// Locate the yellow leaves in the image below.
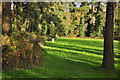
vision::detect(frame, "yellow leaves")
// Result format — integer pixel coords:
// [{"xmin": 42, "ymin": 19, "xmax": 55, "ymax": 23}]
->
[
  {"xmin": 13, "ymin": 41, "xmax": 15, "ymax": 44},
  {"xmin": 2, "ymin": 34, "xmax": 43, "ymax": 69},
  {"xmin": 14, "ymin": 46, "xmax": 16, "ymax": 49},
  {"xmin": 3, "ymin": 58, "xmax": 6, "ymax": 60},
  {"xmin": 2, "ymin": 35, "xmax": 10, "ymax": 45},
  {"xmin": 1, "ymin": 59, "xmax": 2, "ymax": 62}
]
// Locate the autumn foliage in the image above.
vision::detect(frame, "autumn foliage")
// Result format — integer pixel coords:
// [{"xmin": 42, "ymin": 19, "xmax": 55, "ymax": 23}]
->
[{"xmin": 2, "ymin": 33, "xmax": 44, "ymax": 70}]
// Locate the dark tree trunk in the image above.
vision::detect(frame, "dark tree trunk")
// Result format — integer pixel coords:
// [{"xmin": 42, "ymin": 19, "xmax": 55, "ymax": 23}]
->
[
  {"xmin": 102, "ymin": 2, "xmax": 116, "ymax": 69},
  {"xmin": 2, "ymin": 2, "xmax": 11, "ymax": 35},
  {"xmin": 0, "ymin": 2, "xmax": 2, "ymax": 35}
]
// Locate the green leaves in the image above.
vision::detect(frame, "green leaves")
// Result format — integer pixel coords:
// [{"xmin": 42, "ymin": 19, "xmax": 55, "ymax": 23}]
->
[{"xmin": 41, "ymin": 21, "xmax": 48, "ymax": 35}]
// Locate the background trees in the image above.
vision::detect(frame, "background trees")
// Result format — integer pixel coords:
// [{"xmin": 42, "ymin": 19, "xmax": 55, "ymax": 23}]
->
[{"xmin": 3, "ymin": 2, "xmax": 118, "ymax": 38}]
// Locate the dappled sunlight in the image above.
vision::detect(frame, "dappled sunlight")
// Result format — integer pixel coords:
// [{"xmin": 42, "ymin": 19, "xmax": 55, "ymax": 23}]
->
[
  {"xmin": 44, "ymin": 46, "xmax": 103, "ymax": 63},
  {"xmin": 2, "ymin": 38, "xmax": 119, "ymax": 78},
  {"xmin": 44, "ymin": 38, "xmax": 119, "ymax": 68},
  {"xmin": 55, "ymin": 39, "xmax": 104, "ymax": 48},
  {"xmin": 47, "ymin": 41, "xmax": 104, "ymax": 50},
  {"xmin": 65, "ymin": 58, "xmax": 101, "ymax": 66}
]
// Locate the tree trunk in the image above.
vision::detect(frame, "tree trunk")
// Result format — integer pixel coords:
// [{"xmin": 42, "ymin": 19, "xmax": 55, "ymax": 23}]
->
[
  {"xmin": 102, "ymin": 2, "xmax": 116, "ymax": 69},
  {"xmin": 0, "ymin": 2, "xmax": 2, "ymax": 36},
  {"xmin": 2, "ymin": 2, "xmax": 11, "ymax": 35}
]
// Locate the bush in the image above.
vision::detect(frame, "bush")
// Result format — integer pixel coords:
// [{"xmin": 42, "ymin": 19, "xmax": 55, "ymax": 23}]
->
[
  {"xmin": 26, "ymin": 32, "xmax": 47, "ymax": 46},
  {"xmin": 2, "ymin": 33, "xmax": 44, "ymax": 70},
  {"xmin": 37, "ymin": 35, "xmax": 47, "ymax": 46}
]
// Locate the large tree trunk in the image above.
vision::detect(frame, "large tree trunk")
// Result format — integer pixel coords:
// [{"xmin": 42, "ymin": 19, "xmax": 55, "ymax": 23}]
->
[
  {"xmin": 102, "ymin": 2, "xmax": 116, "ymax": 68},
  {"xmin": 2, "ymin": 2, "xmax": 11, "ymax": 35}
]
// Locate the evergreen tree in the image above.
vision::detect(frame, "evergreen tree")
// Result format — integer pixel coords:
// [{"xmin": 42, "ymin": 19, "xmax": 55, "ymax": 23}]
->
[
  {"xmin": 86, "ymin": 3, "xmax": 96, "ymax": 37},
  {"xmin": 41, "ymin": 20, "xmax": 47, "ymax": 35},
  {"xmin": 79, "ymin": 12, "xmax": 85, "ymax": 37},
  {"xmin": 49, "ymin": 21, "xmax": 55, "ymax": 36},
  {"xmin": 69, "ymin": 2, "xmax": 78, "ymax": 37},
  {"xmin": 12, "ymin": 2, "xmax": 24, "ymax": 33},
  {"xmin": 95, "ymin": 2, "xmax": 102, "ymax": 37}
]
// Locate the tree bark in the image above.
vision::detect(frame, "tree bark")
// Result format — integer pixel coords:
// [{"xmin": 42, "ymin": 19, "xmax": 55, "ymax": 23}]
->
[
  {"xmin": 0, "ymin": 2, "xmax": 2, "ymax": 36},
  {"xmin": 2, "ymin": 2, "xmax": 11, "ymax": 35},
  {"xmin": 102, "ymin": 2, "xmax": 116, "ymax": 69}
]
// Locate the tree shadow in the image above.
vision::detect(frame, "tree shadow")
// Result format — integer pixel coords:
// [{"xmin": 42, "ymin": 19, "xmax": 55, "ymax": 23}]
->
[
  {"xmin": 2, "ymin": 49, "xmax": 118, "ymax": 78},
  {"xmin": 2, "ymin": 53, "xmax": 97, "ymax": 78},
  {"xmin": 56, "ymin": 38, "xmax": 104, "ymax": 48},
  {"xmin": 27, "ymin": 54, "xmax": 118, "ymax": 78},
  {"xmin": 46, "ymin": 42, "xmax": 102, "ymax": 54},
  {"xmin": 23, "ymin": 54, "xmax": 101, "ymax": 78},
  {"xmin": 45, "ymin": 48, "xmax": 101, "ymax": 65},
  {"xmin": 2, "ymin": 68, "xmax": 44, "ymax": 78},
  {"xmin": 46, "ymin": 42, "xmax": 119, "ymax": 59}
]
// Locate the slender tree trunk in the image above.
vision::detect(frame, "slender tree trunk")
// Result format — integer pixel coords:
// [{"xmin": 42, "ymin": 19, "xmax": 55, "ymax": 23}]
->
[
  {"xmin": 0, "ymin": 2, "xmax": 1, "ymax": 74},
  {"xmin": 102, "ymin": 2, "xmax": 116, "ymax": 69},
  {"xmin": 0, "ymin": 2, "xmax": 2, "ymax": 36},
  {"xmin": 2, "ymin": 2, "xmax": 11, "ymax": 35}
]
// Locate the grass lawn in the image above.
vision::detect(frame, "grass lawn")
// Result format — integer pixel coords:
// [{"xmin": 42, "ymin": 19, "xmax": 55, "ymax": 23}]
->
[{"xmin": 2, "ymin": 38, "xmax": 119, "ymax": 78}]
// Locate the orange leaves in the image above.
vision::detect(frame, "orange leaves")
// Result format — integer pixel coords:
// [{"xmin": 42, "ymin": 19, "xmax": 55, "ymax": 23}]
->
[
  {"xmin": 2, "ymin": 36, "xmax": 43, "ymax": 70},
  {"xmin": 2, "ymin": 32, "xmax": 45, "ymax": 70}
]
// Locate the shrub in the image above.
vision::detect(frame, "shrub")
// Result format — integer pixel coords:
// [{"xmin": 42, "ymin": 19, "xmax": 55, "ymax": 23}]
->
[
  {"xmin": 37, "ymin": 35, "xmax": 47, "ymax": 46},
  {"xmin": 2, "ymin": 33, "xmax": 44, "ymax": 70}
]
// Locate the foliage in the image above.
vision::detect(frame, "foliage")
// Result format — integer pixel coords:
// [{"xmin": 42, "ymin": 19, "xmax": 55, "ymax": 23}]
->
[
  {"xmin": 41, "ymin": 21, "xmax": 47, "ymax": 35},
  {"xmin": 79, "ymin": 13, "xmax": 85, "ymax": 37},
  {"xmin": 9, "ymin": 2, "xmax": 119, "ymax": 38},
  {"xmin": 2, "ymin": 32, "xmax": 44, "ymax": 70},
  {"xmin": 49, "ymin": 21, "xmax": 55, "ymax": 36},
  {"xmin": 95, "ymin": 2, "xmax": 102, "ymax": 37}
]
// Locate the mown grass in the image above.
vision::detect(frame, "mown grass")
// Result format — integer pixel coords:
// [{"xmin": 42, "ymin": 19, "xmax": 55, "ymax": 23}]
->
[{"xmin": 2, "ymin": 38, "xmax": 119, "ymax": 78}]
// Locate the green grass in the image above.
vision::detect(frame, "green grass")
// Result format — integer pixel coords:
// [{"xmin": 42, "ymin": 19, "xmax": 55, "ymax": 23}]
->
[{"xmin": 2, "ymin": 38, "xmax": 119, "ymax": 78}]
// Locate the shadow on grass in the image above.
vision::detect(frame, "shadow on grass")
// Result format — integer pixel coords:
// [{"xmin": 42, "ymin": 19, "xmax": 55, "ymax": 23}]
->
[
  {"xmin": 30, "ymin": 54, "xmax": 118, "ymax": 78},
  {"xmin": 2, "ymin": 49, "xmax": 118, "ymax": 78},
  {"xmin": 2, "ymin": 68, "xmax": 44, "ymax": 78},
  {"xmin": 46, "ymin": 42, "xmax": 119, "ymax": 59},
  {"xmin": 45, "ymin": 48, "xmax": 101, "ymax": 65},
  {"xmin": 2, "ymin": 53, "xmax": 99, "ymax": 78},
  {"xmin": 56, "ymin": 38, "xmax": 119, "ymax": 49},
  {"xmin": 56, "ymin": 38, "xmax": 104, "ymax": 48}
]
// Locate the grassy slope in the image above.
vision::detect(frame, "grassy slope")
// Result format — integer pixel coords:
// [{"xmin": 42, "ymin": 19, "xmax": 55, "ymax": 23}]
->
[{"xmin": 2, "ymin": 38, "xmax": 119, "ymax": 78}]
